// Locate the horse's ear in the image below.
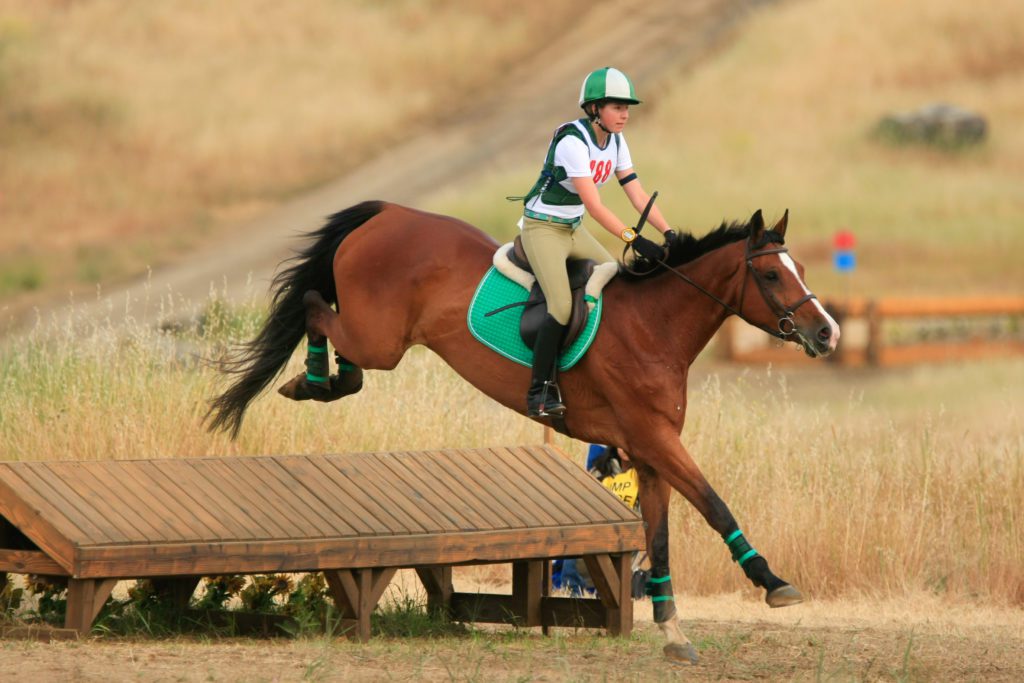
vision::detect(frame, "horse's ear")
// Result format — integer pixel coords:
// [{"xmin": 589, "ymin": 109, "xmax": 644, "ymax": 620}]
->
[
  {"xmin": 773, "ymin": 209, "xmax": 789, "ymax": 238},
  {"xmin": 750, "ymin": 209, "xmax": 765, "ymax": 235},
  {"xmin": 749, "ymin": 209, "xmax": 765, "ymax": 231}
]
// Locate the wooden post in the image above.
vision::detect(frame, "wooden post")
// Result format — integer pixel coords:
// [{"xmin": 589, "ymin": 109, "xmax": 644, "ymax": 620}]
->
[
  {"xmin": 64, "ymin": 578, "xmax": 118, "ymax": 635},
  {"xmin": 541, "ymin": 559, "xmax": 552, "ymax": 636},
  {"xmin": 150, "ymin": 577, "xmax": 200, "ymax": 613},
  {"xmin": 415, "ymin": 566, "xmax": 453, "ymax": 616},
  {"xmin": 582, "ymin": 553, "xmax": 633, "ymax": 637},
  {"xmin": 511, "ymin": 560, "xmax": 544, "ymax": 627},
  {"xmin": 324, "ymin": 568, "xmax": 397, "ymax": 642},
  {"xmin": 866, "ymin": 299, "xmax": 881, "ymax": 366}
]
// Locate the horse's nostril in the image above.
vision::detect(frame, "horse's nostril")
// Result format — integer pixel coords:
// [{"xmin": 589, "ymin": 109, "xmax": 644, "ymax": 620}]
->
[{"xmin": 817, "ymin": 326, "xmax": 832, "ymax": 342}]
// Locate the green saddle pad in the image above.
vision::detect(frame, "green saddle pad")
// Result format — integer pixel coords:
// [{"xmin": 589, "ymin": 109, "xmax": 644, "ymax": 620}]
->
[{"xmin": 467, "ymin": 266, "xmax": 602, "ymax": 371}]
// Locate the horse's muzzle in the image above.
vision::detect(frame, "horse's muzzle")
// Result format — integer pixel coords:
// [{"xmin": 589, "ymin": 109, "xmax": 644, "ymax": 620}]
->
[{"xmin": 800, "ymin": 319, "xmax": 840, "ymax": 358}]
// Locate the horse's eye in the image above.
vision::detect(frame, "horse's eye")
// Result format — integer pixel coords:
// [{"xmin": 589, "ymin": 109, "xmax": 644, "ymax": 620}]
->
[{"xmin": 764, "ymin": 270, "xmax": 780, "ymax": 282}]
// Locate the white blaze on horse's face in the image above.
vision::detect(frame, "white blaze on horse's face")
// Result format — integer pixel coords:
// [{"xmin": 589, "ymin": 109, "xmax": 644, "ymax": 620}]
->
[{"xmin": 779, "ymin": 252, "xmax": 841, "ymax": 354}]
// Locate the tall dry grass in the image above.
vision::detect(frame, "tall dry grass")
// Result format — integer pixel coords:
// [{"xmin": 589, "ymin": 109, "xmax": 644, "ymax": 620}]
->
[{"xmin": 1, "ymin": 296, "xmax": 1021, "ymax": 606}]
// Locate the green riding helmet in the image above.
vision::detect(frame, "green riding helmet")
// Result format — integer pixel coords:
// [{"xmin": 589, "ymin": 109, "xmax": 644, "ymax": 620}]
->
[{"xmin": 578, "ymin": 67, "xmax": 641, "ymax": 108}]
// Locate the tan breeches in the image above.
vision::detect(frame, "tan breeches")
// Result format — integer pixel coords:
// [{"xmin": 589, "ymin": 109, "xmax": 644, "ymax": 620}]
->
[{"xmin": 519, "ymin": 217, "xmax": 615, "ymax": 325}]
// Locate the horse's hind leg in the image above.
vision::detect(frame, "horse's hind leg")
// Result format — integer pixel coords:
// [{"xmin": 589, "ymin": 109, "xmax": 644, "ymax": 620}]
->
[
  {"xmin": 634, "ymin": 465, "xmax": 700, "ymax": 664},
  {"xmin": 277, "ymin": 291, "xmax": 363, "ymax": 402}
]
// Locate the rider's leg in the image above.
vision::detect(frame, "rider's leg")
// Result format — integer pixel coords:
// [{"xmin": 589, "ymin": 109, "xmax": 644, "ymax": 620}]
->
[
  {"xmin": 519, "ymin": 218, "xmax": 572, "ymax": 417},
  {"xmin": 568, "ymin": 223, "xmax": 616, "ymax": 264}
]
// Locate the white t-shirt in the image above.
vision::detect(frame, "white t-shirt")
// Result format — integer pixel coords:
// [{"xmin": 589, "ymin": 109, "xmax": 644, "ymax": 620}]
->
[{"xmin": 524, "ymin": 120, "xmax": 633, "ymax": 221}]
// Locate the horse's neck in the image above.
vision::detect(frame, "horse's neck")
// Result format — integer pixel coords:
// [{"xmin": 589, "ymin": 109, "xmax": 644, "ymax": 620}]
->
[{"xmin": 643, "ymin": 243, "xmax": 744, "ymax": 363}]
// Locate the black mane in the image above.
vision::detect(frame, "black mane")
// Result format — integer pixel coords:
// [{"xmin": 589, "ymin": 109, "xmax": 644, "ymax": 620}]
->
[{"xmin": 620, "ymin": 220, "xmax": 754, "ymax": 281}]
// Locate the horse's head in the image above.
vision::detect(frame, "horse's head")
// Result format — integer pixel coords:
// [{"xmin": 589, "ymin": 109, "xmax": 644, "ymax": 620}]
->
[{"xmin": 740, "ymin": 210, "xmax": 840, "ymax": 358}]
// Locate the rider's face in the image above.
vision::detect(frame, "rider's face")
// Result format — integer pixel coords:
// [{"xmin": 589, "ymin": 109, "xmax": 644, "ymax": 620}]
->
[{"xmin": 598, "ymin": 102, "xmax": 630, "ymax": 133}]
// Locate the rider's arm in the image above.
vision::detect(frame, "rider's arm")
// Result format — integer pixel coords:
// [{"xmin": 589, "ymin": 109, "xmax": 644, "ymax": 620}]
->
[
  {"xmin": 571, "ymin": 176, "xmax": 631, "ymax": 240},
  {"xmin": 617, "ymin": 168, "xmax": 671, "ymax": 235}
]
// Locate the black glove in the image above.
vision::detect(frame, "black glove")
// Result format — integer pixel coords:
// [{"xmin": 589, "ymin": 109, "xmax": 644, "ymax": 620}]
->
[
  {"xmin": 662, "ymin": 229, "xmax": 678, "ymax": 248},
  {"xmin": 632, "ymin": 234, "xmax": 664, "ymax": 262}
]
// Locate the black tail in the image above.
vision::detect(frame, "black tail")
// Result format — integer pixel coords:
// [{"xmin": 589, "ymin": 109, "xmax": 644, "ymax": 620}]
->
[{"xmin": 205, "ymin": 201, "xmax": 386, "ymax": 438}]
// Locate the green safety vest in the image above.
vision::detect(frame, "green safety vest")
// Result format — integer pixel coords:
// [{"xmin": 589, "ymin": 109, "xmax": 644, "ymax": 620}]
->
[{"xmin": 515, "ymin": 119, "xmax": 621, "ymax": 207}]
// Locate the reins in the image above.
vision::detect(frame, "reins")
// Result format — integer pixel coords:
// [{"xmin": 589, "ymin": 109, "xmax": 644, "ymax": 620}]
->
[{"xmin": 623, "ymin": 196, "xmax": 818, "ymax": 340}]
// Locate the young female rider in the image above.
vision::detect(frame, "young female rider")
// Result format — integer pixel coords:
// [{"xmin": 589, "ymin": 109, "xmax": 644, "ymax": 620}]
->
[{"xmin": 520, "ymin": 66, "xmax": 675, "ymax": 418}]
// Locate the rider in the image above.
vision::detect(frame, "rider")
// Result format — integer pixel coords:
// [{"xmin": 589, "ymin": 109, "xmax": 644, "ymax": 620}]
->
[{"xmin": 519, "ymin": 66, "xmax": 676, "ymax": 417}]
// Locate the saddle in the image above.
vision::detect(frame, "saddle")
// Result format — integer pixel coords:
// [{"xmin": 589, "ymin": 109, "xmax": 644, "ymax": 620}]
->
[{"xmin": 491, "ymin": 236, "xmax": 618, "ymax": 352}]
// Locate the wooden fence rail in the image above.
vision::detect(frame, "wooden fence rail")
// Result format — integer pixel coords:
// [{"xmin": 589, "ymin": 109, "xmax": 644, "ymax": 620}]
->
[{"xmin": 719, "ymin": 295, "xmax": 1024, "ymax": 367}]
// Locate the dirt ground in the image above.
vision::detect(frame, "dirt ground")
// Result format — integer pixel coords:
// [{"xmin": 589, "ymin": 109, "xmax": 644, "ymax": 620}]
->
[{"xmin": 2, "ymin": 593, "xmax": 1021, "ymax": 682}]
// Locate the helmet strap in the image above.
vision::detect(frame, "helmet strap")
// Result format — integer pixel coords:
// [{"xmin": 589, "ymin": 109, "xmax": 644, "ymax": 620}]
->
[{"xmin": 586, "ymin": 102, "xmax": 613, "ymax": 135}]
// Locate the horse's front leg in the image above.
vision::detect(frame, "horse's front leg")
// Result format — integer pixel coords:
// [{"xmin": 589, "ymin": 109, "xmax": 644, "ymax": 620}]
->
[
  {"xmin": 637, "ymin": 434, "xmax": 803, "ymax": 608},
  {"xmin": 635, "ymin": 463, "xmax": 699, "ymax": 664}
]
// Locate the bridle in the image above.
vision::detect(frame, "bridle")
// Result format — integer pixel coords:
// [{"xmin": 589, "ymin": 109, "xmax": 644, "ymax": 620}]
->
[{"xmin": 623, "ymin": 196, "xmax": 819, "ymax": 341}]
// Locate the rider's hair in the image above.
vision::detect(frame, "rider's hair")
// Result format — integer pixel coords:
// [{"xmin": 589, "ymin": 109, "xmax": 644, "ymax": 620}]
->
[{"xmin": 585, "ymin": 98, "xmax": 632, "ymax": 123}]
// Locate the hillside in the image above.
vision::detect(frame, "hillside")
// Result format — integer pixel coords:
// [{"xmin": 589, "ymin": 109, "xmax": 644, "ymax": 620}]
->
[
  {"xmin": 2, "ymin": 0, "xmax": 1022, "ymax": 332},
  {"xmin": 1, "ymin": 0, "xmax": 755, "ymax": 331},
  {"xmin": 431, "ymin": 0, "xmax": 1024, "ymax": 297}
]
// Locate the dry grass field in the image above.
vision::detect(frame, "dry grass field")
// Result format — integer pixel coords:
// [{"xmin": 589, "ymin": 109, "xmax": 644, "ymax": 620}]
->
[
  {"xmin": 2, "ymin": 0, "xmax": 1023, "ymax": 679},
  {"xmin": 3, "ymin": 308, "xmax": 1022, "ymax": 606}
]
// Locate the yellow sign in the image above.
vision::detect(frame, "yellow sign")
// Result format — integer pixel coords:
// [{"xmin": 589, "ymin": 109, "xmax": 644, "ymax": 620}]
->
[{"xmin": 602, "ymin": 469, "xmax": 639, "ymax": 510}]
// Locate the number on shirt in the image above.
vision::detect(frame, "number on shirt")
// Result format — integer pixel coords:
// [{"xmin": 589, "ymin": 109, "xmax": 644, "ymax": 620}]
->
[{"xmin": 590, "ymin": 159, "xmax": 612, "ymax": 184}]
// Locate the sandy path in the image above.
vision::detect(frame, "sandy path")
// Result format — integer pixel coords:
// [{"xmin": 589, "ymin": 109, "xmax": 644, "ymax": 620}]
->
[{"xmin": 18, "ymin": 0, "xmax": 767, "ymax": 334}]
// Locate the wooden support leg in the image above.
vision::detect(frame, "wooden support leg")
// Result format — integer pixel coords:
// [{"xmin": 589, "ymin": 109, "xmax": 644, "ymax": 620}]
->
[
  {"xmin": 541, "ymin": 560, "xmax": 552, "ymax": 636},
  {"xmin": 324, "ymin": 568, "xmax": 397, "ymax": 642},
  {"xmin": 64, "ymin": 578, "xmax": 118, "ymax": 635},
  {"xmin": 415, "ymin": 566, "xmax": 453, "ymax": 617},
  {"xmin": 583, "ymin": 553, "xmax": 633, "ymax": 637},
  {"xmin": 512, "ymin": 560, "xmax": 544, "ymax": 628},
  {"xmin": 150, "ymin": 576, "xmax": 200, "ymax": 613}
]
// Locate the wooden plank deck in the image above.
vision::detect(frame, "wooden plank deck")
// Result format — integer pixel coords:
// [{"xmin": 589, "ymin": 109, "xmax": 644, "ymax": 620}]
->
[{"xmin": 0, "ymin": 446, "xmax": 646, "ymax": 640}]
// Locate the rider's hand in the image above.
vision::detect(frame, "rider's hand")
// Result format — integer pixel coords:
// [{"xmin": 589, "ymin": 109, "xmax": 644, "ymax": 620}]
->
[
  {"xmin": 632, "ymin": 234, "xmax": 664, "ymax": 262},
  {"xmin": 662, "ymin": 230, "xmax": 679, "ymax": 248}
]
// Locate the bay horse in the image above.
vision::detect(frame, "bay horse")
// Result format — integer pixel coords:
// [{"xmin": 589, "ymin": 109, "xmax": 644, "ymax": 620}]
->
[{"xmin": 206, "ymin": 201, "xmax": 839, "ymax": 662}]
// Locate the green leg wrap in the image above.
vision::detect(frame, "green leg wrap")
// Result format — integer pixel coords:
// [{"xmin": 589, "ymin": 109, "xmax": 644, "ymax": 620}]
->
[
  {"xmin": 646, "ymin": 571, "xmax": 677, "ymax": 622},
  {"xmin": 305, "ymin": 338, "xmax": 330, "ymax": 386},
  {"xmin": 724, "ymin": 529, "xmax": 760, "ymax": 567},
  {"xmin": 335, "ymin": 352, "xmax": 357, "ymax": 373}
]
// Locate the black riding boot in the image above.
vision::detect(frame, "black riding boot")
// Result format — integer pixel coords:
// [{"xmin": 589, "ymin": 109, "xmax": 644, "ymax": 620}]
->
[{"xmin": 526, "ymin": 314, "xmax": 567, "ymax": 417}]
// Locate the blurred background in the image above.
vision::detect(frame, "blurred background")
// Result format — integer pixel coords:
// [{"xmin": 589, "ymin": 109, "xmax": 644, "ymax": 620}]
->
[
  {"xmin": 1, "ymin": 0, "xmax": 1022, "ymax": 605},
  {"xmin": 2, "ymin": 0, "xmax": 1020, "ymax": 320}
]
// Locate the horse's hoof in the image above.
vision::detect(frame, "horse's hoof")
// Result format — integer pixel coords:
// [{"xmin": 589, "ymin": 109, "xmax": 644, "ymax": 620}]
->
[
  {"xmin": 277, "ymin": 374, "xmax": 332, "ymax": 402},
  {"xmin": 766, "ymin": 583, "xmax": 804, "ymax": 608},
  {"xmin": 663, "ymin": 641, "xmax": 699, "ymax": 664},
  {"xmin": 278, "ymin": 372, "xmax": 363, "ymax": 403}
]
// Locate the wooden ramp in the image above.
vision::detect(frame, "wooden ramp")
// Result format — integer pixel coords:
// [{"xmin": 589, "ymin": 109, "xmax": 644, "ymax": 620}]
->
[{"xmin": 0, "ymin": 446, "xmax": 645, "ymax": 640}]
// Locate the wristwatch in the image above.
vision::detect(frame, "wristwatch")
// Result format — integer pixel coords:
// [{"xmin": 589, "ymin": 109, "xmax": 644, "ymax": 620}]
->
[{"xmin": 620, "ymin": 228, "xmax": 637, "ymax": 243}]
